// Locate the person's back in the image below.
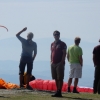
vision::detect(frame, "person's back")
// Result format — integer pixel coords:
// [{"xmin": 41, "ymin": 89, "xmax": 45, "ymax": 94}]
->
[
  {"xmin": 93, "ymin": 45, "xmax": 100, "ymax": 66},
  {"xmin": 93, "ymin": 40, "xmax": 100, "ymax": 94},
  {"xmin": 67, "ymin": 37, "xmax": 83, "ymax": 93},
  {"xmin": 68, "ymin": 45, "xmax": 82, "ymax": 63}
]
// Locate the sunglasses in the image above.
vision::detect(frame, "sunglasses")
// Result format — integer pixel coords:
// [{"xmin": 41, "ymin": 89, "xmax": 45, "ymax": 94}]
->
[{"xmin": 53, "ymin": 34, "xmax": 59, "ymax": 36}]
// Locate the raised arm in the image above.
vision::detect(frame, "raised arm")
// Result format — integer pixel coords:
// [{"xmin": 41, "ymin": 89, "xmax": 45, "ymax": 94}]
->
[{"xmin": 16, "ymin": 27, "xmax": 27, "ymax": 36}]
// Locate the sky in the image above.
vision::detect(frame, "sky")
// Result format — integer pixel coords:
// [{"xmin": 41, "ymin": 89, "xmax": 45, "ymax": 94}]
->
[
  {"xmin": 0, "ymin": 0, "xmax": 100, "ymax": 63},
  {"xmin": 0, "ymin": 0, "xmax": 100, "ymax": 43}
]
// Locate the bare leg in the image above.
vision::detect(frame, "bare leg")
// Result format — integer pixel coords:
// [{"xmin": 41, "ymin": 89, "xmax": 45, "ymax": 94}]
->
[
  {"xmin": 73, "ymin": 78, "xmax": 79, "ymax": 93},
  {"xmin": 26, "ymin": 74, "xmax": 31, "ymax": 87},
  {"xmin": 74, "ymin": 78, "xmax": 78, "ymax": 87},
  {"xmin": 52, "ymin": 79, "xmax": 63, "ymax": 97},
  {"xmin": 67, "ymin": 78, "xmax": 72, "ymax": 92},
  {"xmin": 55, "ymin": 79, "xmax": 59, "ymax": 90},
  {"xmin": 55, "ymin": 79, "xmax": 63, "ymax": 91},
  {"xmin": 58, "ymin": 80, "xmax": 63, "ymax": 92},
  {"xmin": 19, "ymin": 74, "xmax": 23, "ymax": 87},
  {"xmin": 68, "ymin": 78, "xmax": 72, "ymax": 87}
]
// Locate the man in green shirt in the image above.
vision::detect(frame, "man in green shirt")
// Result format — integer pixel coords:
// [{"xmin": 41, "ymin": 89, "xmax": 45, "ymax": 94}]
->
[{"xmin": 67, "ymin": 37, "xmax": 83, "ymax": 93}]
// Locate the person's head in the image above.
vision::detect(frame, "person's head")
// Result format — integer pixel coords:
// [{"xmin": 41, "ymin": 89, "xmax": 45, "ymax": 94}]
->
[
  {"xmin": 53, "ymin": 30, "xmax": 60, "ymax": 41},
  {"xmin": 27, "ymin": 32, "xmax": 34, "ymax": 40},
  {"xmin": 74, "ymin": 37, "xmax": 81, "ymax": 45}
]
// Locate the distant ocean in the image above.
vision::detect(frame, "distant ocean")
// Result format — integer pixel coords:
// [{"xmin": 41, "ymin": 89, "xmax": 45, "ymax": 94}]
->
[{"xmin": 0, "ymin": 60, "xmax": 94, "ymax": 88}]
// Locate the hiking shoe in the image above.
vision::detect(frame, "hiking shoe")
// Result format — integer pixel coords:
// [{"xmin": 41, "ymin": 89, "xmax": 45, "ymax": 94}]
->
[
  {"xmin": 93, "ymin": 91, "xmax": 97, "ymax": 94},
  {"xmin": 67, "ymin": 90, "xmax": 71, "ymax": 93},
  {"xmin": 51, "ymin": 91, "xmax": 62, "ymax": 97},
  {"xmin": 20, "ymin": 85, "xmax": 26, "ymax": 89},
  {"xmin": 67, "ymin": 89, "xmax": 71, "ymax": 93},
  {"xmin": 72, "ymin": 87, "xmax": 79, "ymax": 93},
  {"xmin": 73, "ymin": 90, "xmax": 79, "ymax": 93},
  {"xmin": 26, "ymin": 85, "xmax": 33, "ymax": 90},
  {"xmin": 93, "ymin": 90, "xmax": 97, "ymax": 94},
  {"xmin": 51, "ymin": 93, "xmax": 62, "ymax": 97},
  {"xmin": 67, "ymin": 87, "xmax": 71, "ymax": 93}
]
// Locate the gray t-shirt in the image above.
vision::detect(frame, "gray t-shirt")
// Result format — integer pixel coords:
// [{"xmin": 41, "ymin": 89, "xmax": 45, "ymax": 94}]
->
[{"xmin": 16, "ymin": 35, "xmax": 37, "ymax": 58}]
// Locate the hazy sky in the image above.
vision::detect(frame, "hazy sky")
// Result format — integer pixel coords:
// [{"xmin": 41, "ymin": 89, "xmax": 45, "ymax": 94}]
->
[
  {"xmin": 0, "ymin": 0, "xmax": 100, "ymax": 43},
  {"xmin": 0, "ymin": 1, "xmax": 99, "ymax": 86}
]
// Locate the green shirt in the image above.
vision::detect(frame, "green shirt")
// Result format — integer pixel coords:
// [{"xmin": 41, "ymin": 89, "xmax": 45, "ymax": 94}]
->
[{"xmin": 68, "ymin": 45, "xmax": 83, "ymax": 63}]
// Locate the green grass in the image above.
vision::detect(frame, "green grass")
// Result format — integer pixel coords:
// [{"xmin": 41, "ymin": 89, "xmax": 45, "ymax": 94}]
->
[{"xmin": 0, "ymin": 91, "xmax": 100, "ymax": 100}]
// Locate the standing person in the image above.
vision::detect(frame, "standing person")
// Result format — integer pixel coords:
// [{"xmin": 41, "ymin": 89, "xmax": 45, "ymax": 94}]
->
[
  {"xmin": 93, "ymin": 39, "xmax": 100, "ymax": 94},
  {"xmin": 16, "ymin": 27, "xmax": 37, "ymax": 89},
  {"xmin": 67, "ymin": 37, "xmax": 83, "ymax": 93},
  {"xmin": 51, "ymin": 30, "xmax": 67, "ymax": 97}
]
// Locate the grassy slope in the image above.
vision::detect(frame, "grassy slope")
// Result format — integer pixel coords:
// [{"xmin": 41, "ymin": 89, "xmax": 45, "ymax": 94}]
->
[{"xmin": 0, "ymin": 90, "xmax": 100, "ymax": 100}]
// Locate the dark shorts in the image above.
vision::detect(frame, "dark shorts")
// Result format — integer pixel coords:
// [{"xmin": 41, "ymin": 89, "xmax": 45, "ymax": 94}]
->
[
  {"xmin": 19, "ymin": 56, "xmax": 33, "ymax": 75},
  {"xmin": 51, "ymin": 62, "xmax": 65, "ymax": 80}
]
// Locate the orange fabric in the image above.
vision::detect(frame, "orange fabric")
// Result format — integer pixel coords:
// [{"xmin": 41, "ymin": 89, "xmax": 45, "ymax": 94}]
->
[
  {"xmin": 23, "ymin": 72, "xmax": 27, "ymax": 85},
  {"xmin": 0, "ymin": 78, "xmax": 19, "ymax": 89},
  {"xmin": 23, "ymin": 72, "xmax": 32, "ymax": 85},
  {"xmin": 0, "ymin": 79, "xmax": 6, "ymax": 89}
]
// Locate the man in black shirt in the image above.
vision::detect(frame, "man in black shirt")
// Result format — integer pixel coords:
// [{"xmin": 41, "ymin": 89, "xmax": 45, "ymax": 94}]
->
[{"xmin": 93, "ymin": 39, "xmax": 100, "ymax": 94}]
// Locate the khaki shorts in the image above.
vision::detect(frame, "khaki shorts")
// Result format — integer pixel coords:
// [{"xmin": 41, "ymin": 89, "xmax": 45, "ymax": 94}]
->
[
  {"xmin": 69, "ymin": 63, "xmax": 82, "ymax": 78},
  {"xmin": 51, "ymin": 63, "xmax": 65, "ymax": 80}
]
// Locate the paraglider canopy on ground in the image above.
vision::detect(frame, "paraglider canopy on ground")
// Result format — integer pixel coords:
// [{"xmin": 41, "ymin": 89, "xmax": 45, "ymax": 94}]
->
[{"xmin": 29, "ymin": 79, "xmax": 93, "ymax": 93}]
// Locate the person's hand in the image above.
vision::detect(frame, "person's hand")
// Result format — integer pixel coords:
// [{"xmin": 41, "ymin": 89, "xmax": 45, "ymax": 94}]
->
[
  {"xmin": 22, "ymin": 27, "xmax": 27, "ymax": 32},
  {"xmin": 16, "ymin": 27, "xmax": 27, "ymax": 36},
  {"xmin": 80, "ymin": 63, "xmax": 83, "ymax": 67},
  {"xmin": 94, "ymin": 64, "xmax": 96, "ymax": 67},
  {"xmin": 59, "ymin": 61, "xmax": 63, "ymax": 66},
  {"xmin": 50, "ymin": 61, "xmax": 53, "ymax": 64}
]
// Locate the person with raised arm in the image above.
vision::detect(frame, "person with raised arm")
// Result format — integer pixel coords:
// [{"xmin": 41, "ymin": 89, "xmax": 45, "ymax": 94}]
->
[{"xmin": 16, "ymin": 27, "xmax": 37, "ymax": 89}]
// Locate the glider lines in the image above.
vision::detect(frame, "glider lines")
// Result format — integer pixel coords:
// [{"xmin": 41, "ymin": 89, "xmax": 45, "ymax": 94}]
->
[{"xmin": 0, "ymin": 25, "xmax": 8, "ymax": 32}]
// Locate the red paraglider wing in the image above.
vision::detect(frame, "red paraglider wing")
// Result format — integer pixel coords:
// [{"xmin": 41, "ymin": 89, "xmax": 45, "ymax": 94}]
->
[
  {"xmin": 29, "ymin": 79, "xmax": 93, "ymax": 93},
  {"xmin": 0, "ymin": 25, "xmax": 8, "ymax": 32}
]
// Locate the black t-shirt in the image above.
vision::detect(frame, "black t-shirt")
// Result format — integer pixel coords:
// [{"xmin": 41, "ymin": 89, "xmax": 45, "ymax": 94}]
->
[{"xmin": 93, "ymin": 45, "xmax": 100, "ymax": 66}]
